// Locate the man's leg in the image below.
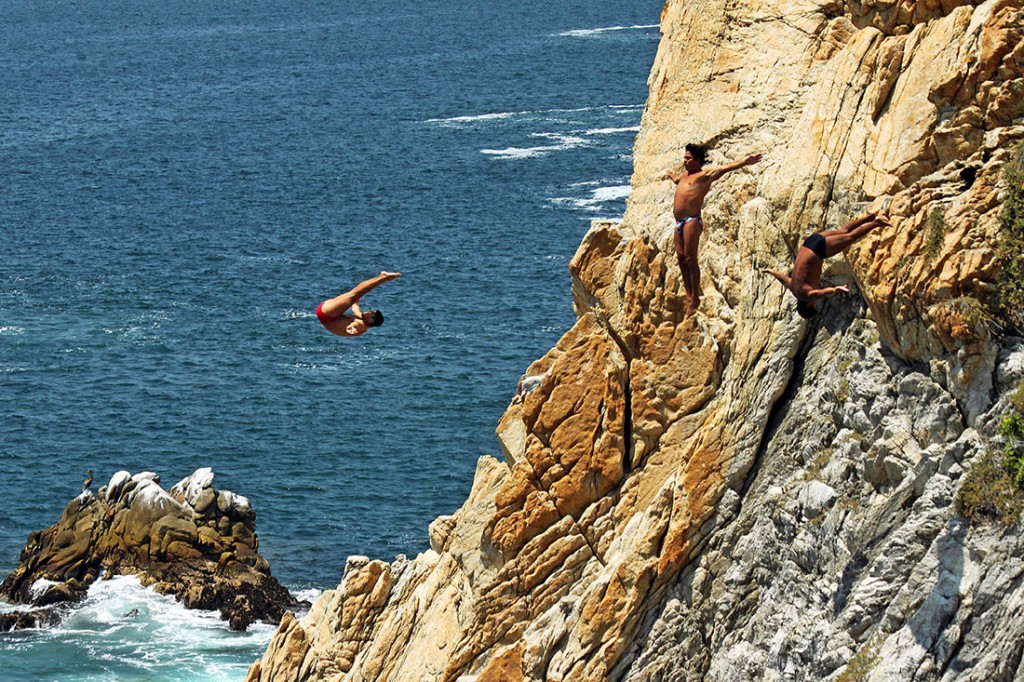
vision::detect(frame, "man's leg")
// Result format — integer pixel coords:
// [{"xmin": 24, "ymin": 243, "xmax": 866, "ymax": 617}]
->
[
  {"xmin": 679, "ymin": 219, "xmax": 703, "ymax": 313},
  {"xmin": 318, "ymin": 272, "xmax": 399, "ymax": 319},
  {"xmin": 823, "ymin": 216, "xmax": 886, "ymax": 257},
  {"xmin": 318, "ymin": 290, "xmax": 357, "ymax": 319},
  {"xmin": 674, "ymin": 227, "xmax": 694, "ymax": 309}
]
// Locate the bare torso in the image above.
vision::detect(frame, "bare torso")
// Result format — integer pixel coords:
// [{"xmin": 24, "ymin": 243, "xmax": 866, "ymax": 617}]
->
[
  {"xmin": 323, "ymin": 313, "xmax": 366, "ymax": 338},
  {"xmin": 672, "ymin": 171, "xmax": 713, "ymax": 220},
  {"xmin": 789, "ymin": 247, "xmax": 823, "ymax": 300}
]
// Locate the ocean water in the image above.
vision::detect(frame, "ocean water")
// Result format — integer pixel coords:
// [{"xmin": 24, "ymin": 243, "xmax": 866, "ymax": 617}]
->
[{"xmin": 0, "ymin": 1, "xmax": 661, "ymax": 678}]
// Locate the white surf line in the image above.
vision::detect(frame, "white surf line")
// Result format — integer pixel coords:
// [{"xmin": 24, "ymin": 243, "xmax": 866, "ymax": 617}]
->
[
  {"xmin": 557, "ymin": 24, "xmax": 660, "ymax": 37},
  {"xmin": 424, "ymin": 103, "xmax": 646, "ymax": 126},
  {"xmin": 584, "ymin": 126, "xmax": 641, "ymax": 135},
  {"xmin": 481, "ymin": 133, "xmax": 588, "ymax": 159}
]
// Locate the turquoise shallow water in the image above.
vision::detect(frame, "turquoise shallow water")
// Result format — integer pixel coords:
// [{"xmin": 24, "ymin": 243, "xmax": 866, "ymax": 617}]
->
[{"xmin": 0, "ymin": 0, "xmax": 661, "ymax": 677}]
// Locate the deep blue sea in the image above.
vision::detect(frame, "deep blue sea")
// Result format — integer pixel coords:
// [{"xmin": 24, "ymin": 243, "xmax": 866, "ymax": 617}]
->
[{"xmin": 0, "ymin": 1, "xmax": 661, "ymax": 679}]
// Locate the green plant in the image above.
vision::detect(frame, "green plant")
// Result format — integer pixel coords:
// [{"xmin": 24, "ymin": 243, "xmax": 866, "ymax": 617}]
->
[
  {"xmin": 924, "ymin": 207, "xmax": 947, "ymax": 263},
  {"xmin": 1010, "ymin": 378, "xmax": 1024, "ymax": 413},
  {"xmin": 997, "ymin": 142, "xmax": 1024, "ymax": 331},
  {"xmin": 956, "ymin": 449, "xmax": 1024, "ymax": 525},
  {"xmin": 999, "ymin": 382, "xmax": 1024, "ymax": 487},
  {"xmin": 957, "ymin": 379, "xmax": 1024, "ymax": 525},
  {"xmin": 837, "ymin": 636, "xmax": 882, "ymax": 682},
  {"xmin": 941, "ymin": 296, "xmax": 997, "ymax": 335},
  {"xmin": 836, "ymin": 495, "xmax": 862, "ymax": 514},
  {"xmin": 834, "ymin": 377, "xmax": 850, "ymax": 403},
  {"xmin": 805, "ymin": 448, "xmax": 833, "ymax": 481}
]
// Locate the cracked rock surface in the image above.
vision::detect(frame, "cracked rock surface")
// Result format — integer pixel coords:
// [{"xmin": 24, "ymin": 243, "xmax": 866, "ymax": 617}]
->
[{"xmin": 246, "ymin": 1, "xmax": 1024, "ymax": 680}]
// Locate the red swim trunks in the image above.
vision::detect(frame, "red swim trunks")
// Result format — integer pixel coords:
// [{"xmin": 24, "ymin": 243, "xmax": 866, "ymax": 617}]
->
[{"xmin": 315, "ymin": 302, "xmax": 337, "ymax": 326}]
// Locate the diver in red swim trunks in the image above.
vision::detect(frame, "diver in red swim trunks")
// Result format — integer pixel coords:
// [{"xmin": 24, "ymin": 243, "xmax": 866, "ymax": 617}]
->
[
  {"xmin": 762, "ymin": 213, "xmax": 890, "ymax": 319},
  {"xmin": 666, "ymin": 143, "xmax": 762, "ymax": 316},
  {"xmin": 316, "ymin": 271, "xmax": 401, "ymax": 337}
]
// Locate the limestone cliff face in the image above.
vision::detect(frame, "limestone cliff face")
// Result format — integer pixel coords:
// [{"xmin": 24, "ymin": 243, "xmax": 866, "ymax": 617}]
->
[{"xmin": 247, "ymin": 1, "xmax": 1024, "ymax": 680}]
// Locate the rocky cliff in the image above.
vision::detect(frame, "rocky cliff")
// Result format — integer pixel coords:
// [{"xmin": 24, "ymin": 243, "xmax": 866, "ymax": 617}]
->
[{"xmin": 247, "ymin": 1, "xmax": 1024, "ymax": 680}]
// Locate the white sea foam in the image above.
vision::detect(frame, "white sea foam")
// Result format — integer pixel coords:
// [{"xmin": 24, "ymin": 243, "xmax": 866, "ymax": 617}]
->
[
  {"xmin": 425, "ymin": 104, "xmax": 643, "ymax": 127},
  {"xmin": 585, "ymin": 126, "xmax": 640, "ymax": 135},
  {"xmin": 550, "ymin": 184, "xmax": 631, "ymax": 210},
  {"xmin": 49, "ymin": 575, "xmax": 276, "ymax": 680},
  {"xmin": 293, "ymin": 587, "xmax": 324, "ymax": 603},
  {"xmin": 284, "ymin": 361, "xmax": 344, "ymax": 373},
  {"xmin": 588, "ymin": 185, "xmax": 631, "ymax": 202},
  {"xmin": 0, "ymin": 325, "xmax": 24, "ymax": 335},
  {"xmin": 424, "ymin": 111, "xmax": 519, "ymax": 124},
  {"xmin": 558, "ymin": 24, "xmax": 660, "ymax": 38},
  {"xmin": 30, "ymin": 578, "xmax": 60, "ymax": 600},
  {"xmin": 481, "ymin": 134, "xmax": 588, "ymax": 160},
  {"xmin": 238, "ymin": 254, "xmax": 304, "ymax": 265}
]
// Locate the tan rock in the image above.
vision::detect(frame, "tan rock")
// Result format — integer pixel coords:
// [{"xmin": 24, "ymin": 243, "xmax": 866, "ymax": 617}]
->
[
  {"xmin": 248, "ymin": 0, "xmax": 1024, "ymax": 679},
  {"xmin": 1, "ymin": 469, "xmax": 296, "ymax": 632}
]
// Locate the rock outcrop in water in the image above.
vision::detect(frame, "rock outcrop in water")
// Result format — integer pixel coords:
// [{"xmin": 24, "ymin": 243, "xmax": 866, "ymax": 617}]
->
[
  {"xmin": 248, "ymin": 0, "xmax": 1024, "ymax": 680},
  {"xmin": 1, "ymin": 468, "xmax": 299, "ymax": 631}
]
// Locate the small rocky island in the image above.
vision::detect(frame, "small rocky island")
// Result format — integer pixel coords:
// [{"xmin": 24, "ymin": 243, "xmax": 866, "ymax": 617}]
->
[{"xmin": 1, "ymin": 468, "xmax": 300, "ymax": 631}]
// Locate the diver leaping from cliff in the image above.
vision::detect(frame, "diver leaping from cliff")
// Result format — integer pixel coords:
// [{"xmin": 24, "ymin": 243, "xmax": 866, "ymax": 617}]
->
[
  {"xmin": 316, "ymin": 271, "xmax": 401, "ymax": 337},
  {"xmin": 761, "ymin": 212, "xmax": 890, "ymax": 319},
  {"xmin": 666, "ymin": 144, "xmax": 762, "ymax": 316}
]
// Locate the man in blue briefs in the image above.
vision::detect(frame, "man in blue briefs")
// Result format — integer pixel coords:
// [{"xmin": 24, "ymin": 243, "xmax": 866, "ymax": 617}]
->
[
  {"xmin": 762, "ymin": 212, "xmax": 890, "ymax": 318},
  {"xmin": 316, "ymin": 271, "xmax": 401, "ymax": 337},
  {"xmin": 666, "ymin": 143, "xmax": 762, "ymax": 316}
]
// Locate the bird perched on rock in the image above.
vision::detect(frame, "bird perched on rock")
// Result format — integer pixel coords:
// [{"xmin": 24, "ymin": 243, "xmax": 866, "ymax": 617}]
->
[{"xmin": 82, "ymin": 469, "xmax": 94, "ymax": 491}]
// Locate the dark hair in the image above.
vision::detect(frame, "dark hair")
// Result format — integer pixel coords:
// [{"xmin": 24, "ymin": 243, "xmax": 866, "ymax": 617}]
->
[
  {"xmin": 796, "ymin": 301, "xmax": 818, "ymax": 319},
  {"xmin": 685, "ymin": 142, "xmax": 708, "ymax": 165},
  {"xmin": 365, "ymin": 309, "xmax": 384, "ymax": 327}
]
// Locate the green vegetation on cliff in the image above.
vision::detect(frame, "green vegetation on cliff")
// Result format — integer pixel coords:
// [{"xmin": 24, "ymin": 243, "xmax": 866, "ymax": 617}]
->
[
  {"xmin": 997, "ymin": 143, "xmax": 1024, "ymax": 331},
  {"xmin": 1000, "ymin": 381, "xmax": 1024, "ymax": 488},
  {"xmin": 957, "ymin": 380, "xmax": 1024, "ymax": 526}
]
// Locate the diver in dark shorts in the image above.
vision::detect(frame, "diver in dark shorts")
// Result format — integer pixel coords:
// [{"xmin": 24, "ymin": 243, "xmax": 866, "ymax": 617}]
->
[
  {"xmin": 316, "ymin": 271, "xmax": 401, "ymax": 337},
  {"xmin": 762, "ymin": 213, "xmax": 890, "ymax": 318}
]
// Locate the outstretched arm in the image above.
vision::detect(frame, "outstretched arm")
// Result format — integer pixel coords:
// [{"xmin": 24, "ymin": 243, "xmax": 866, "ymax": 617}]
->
[
  {"xmin": 761, "ymin": 268, "xmax": 792, "ymax": 289},
  {"xmin": 703, "ymin": 153, "xmax": 762, "ymax": 182},
  {"xmin": 806, "ymin": 284, "xmax": 849, "ymax": 300},
  {"xmin": 665, "ymin": 169, "xmax": 683, "ymax": 184},
  {"xmin": 839, "ymin": 212, "xmax": 879, "ymax": 231}
]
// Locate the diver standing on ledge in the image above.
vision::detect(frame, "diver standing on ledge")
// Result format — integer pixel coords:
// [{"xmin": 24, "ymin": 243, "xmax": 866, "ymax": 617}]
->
[{"xmin": 666, "ymin": 143, "xmax": 762, "ymax": 316}]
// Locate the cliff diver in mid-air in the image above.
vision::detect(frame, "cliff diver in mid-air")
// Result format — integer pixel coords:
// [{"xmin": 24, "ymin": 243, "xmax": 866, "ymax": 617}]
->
[
  {"xmin": 665, "ymin": 143, "xmax": 762, "ymax": 316},
  {"xmin": 761, "ymin": 212, "xmax": 890, "ymax": 319},
  {"xmin": 316, "ymin": 271, "xmax": 401, "ymax": 337}
]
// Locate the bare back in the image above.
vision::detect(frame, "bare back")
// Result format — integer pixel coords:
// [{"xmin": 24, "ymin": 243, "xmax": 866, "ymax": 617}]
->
[
  {"xmin": 672, "ymin": 171, "xmax": 713, "ymax": 220},
  {"xmin": 789, "ymin": 247, "xmax": 823, "ymax": 299}
]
